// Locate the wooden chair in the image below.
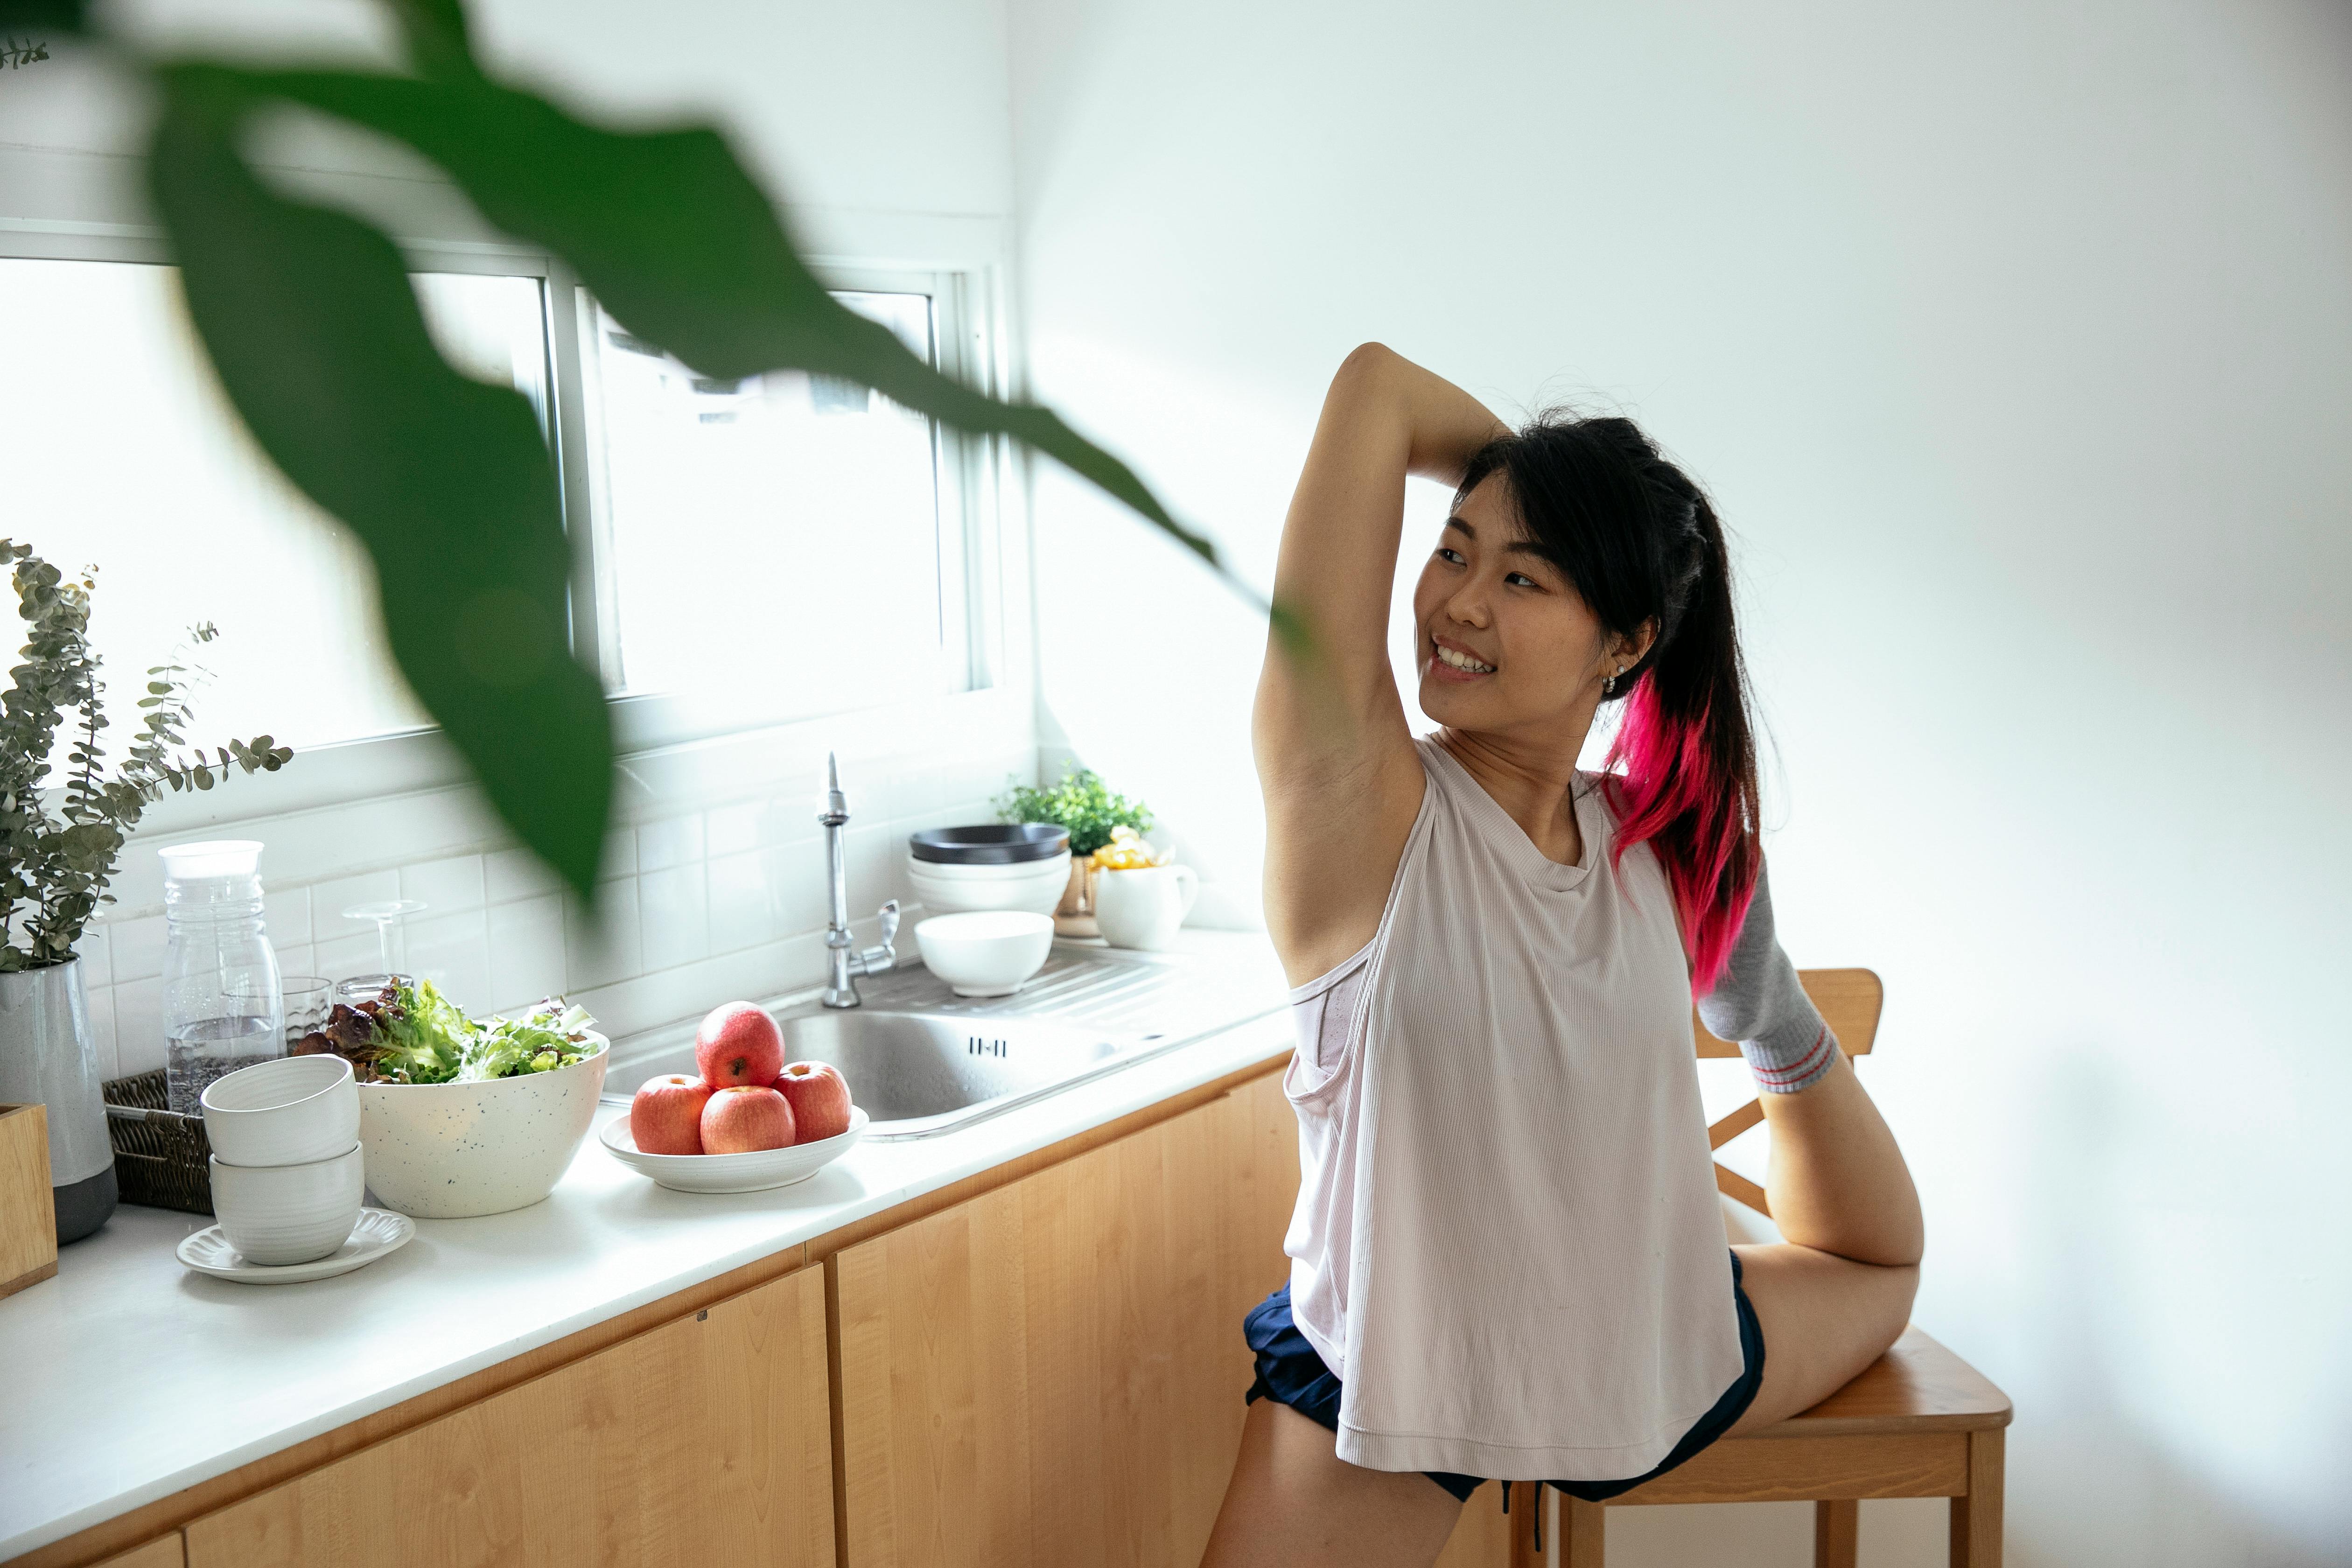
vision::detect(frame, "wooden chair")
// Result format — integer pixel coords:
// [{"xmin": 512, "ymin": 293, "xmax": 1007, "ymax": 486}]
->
[{"xmin": 1491, "ymin": 969, "xmax": 2014, "ymax": 1568}]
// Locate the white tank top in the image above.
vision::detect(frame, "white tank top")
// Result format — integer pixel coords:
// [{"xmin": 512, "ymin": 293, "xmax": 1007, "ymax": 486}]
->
[{"xmin": 1281, "ymin": 736, "xmax": 1746, "ymax": 1479}]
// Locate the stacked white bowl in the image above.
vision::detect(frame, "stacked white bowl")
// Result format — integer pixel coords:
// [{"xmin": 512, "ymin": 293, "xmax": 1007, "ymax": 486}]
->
[
  {"xmin": 906, "ymin": 823, "xmax": 1072, "ymax": 917},
  {"xmin": 201, "ymin": 1054, "xmax": 364, "ymax": 1266}
]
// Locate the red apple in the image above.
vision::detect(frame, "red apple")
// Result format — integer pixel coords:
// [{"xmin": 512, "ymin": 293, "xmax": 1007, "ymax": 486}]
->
[
  {"xmin": 700, "ymin": 1085, "xmax": 794, "ymax": 1154},
  {"xmin": 695, "ymin": 1001, "xmax": 784, "ymax": 1090},
  {"xmin": 776, "ymin": 1060, "xmax": 854, "ymax": 1144},
  {"xmin": 630, "ymin": 1074, "xmax": 712, "ymax": 1155}
]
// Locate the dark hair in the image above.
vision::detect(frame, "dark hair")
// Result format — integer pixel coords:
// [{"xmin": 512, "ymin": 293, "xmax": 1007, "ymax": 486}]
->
[{"xmin": 1454, "ymin": 412, "xmax": 1760, "ymax": 994}]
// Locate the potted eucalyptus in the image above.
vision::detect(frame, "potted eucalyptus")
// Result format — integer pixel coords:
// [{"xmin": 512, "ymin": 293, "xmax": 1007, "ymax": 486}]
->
[
  {"xmin": 996, "ymin": 766, "xmax": 1156, "ymax": 938},
  {"xmin": 0, "ymin": 541, "xmax": 289, "ymax": 1242}
]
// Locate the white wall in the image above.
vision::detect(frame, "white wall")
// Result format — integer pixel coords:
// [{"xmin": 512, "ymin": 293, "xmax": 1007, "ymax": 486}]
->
[
  {"xmin": 1008, "ymin": 1, "xmax": 2352, "ymax": 1563},
  {"xmin": 0, "ymin": 0, "xmax": 1040, "ymax": 1064}
]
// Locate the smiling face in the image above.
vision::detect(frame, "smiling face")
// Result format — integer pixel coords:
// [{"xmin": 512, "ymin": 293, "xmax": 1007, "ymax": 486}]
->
[{"xmin": 1410, "ymin": 474, "xmax": 1648, "ymax": 745}]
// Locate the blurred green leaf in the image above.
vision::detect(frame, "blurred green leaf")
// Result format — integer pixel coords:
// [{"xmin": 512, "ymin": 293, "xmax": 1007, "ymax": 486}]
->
[
  {"xmin": 0, "ymin": 0, "xmax": 84, "ymax": 34},
  {"xmin": 148, "ymin": 82, "xmax": 611, "ymax": 894},
  {"xmin": 164, "ymin": 62, "xmax": 1254, "ymax": 591}
]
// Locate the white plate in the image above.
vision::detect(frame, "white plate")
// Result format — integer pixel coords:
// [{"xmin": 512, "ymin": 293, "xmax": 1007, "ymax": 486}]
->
[
  {"xmin": 600, "ymin": 1105, "xmax": 869, "ymax": 1193},
  {"xmin": 177, "ymin": 1207, "xmax": 416, "ymax": 1284}
]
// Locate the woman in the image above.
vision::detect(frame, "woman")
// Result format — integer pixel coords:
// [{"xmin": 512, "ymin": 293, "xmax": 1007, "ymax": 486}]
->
[{"xmin": 1201, "ymin": 345, "xmax": 1924, "ymax": 1567}]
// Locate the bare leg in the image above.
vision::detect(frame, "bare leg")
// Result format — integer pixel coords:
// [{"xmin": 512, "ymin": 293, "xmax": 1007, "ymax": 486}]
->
[
  {"xmin": 1727, "ymin": 1048, "xmax": 1925, "ymax": 1431},
  {"xmin": 1201, "ymin": 1399, "xmax": 1464, "ymax": 1568}
]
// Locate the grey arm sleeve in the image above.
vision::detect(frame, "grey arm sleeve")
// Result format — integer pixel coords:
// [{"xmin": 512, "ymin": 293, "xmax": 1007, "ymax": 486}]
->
[{"xmin": 1693, "ymin": 860, "xmax": 1836, "ymax": 1060}]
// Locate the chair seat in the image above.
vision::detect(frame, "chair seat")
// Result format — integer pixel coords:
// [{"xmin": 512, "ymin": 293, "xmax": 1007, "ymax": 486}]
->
[
  {"xmin": 1750, "ymin": 1324, "xmax": 2013, "ymax": 1437},
  {"xmin": 1604, "ymin": 1326, "xmax": 2010, "ymax": 1508}
]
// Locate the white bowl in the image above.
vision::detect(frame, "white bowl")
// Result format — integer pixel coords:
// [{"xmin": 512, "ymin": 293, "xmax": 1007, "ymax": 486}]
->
[
  {"xmin": 907, "ymin": 851, "xmax": 1070, "ymax": 917},
  {"xmin": 914, "ymin": 910, "xmax": 1056, "ymax": 997},
  {"xmin": 356, "ymin": 1034, "xmax": 609, "ymax": 1219},
  {"xmin": 599, "ymin": 1105, "xmax": 869, "ymax": 1194},
  {"xmin": 209, "ymin": 1143, "xmax": 364, "ymax": 1266},
  {"xmin": 202, "ymin": 1053, "xmax": 359, "ymax": 1168}
]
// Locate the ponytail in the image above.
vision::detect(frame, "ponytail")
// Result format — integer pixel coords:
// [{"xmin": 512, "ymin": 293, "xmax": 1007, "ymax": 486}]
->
[
  {"xmin": 1457, "ymin": 420, "xmax": 1761, "ymax": 994},
  {"xmin": 1599, "ymin": 492, "xmax": 1760, "ymax": 996}
]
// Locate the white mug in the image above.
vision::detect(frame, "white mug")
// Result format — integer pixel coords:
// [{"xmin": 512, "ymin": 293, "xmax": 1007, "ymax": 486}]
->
[{"xmin": 1092, "ymin": 864, "xmax": 1199, "ymax": 951}]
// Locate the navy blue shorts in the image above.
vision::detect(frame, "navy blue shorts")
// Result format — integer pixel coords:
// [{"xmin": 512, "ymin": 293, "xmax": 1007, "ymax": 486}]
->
[{"xmin": 1242, "ymin": 1250, "xmax": 1767, "ymax": 1504}]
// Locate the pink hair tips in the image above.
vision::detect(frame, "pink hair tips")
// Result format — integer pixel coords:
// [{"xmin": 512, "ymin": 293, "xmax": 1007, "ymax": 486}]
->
[{"xmin": 1602, "ymin": 677, "xmax": 1759, "ymax": 997}]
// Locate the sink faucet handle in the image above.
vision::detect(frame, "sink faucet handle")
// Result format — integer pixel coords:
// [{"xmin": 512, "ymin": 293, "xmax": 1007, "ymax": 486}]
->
[{"xmin": 875, "ymin": 898, "xmax": 900, "ymax": 952}]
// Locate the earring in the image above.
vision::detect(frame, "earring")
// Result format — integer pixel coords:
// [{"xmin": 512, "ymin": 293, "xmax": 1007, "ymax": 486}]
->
[{"xmin": 1603, "ymin": 665, "xmax": 1625, "ymax": 698}]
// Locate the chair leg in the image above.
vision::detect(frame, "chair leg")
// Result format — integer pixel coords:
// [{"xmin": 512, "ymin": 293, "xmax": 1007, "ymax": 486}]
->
[
  {"xmin": 1814, "ymin": 1499, "xmax": 1858, "ymax": 1568},
  {"xmin": 1559, "ymin": 1494, "xmax": 1606, "ymax": 1568},
  {"xmin": 1949, "ymin": 1429, "xmax": 2005, "ymax": 1568},
  {"xmin": 1507, "ymin": 1483, "xmax": 1540, "ymax": 1568}
]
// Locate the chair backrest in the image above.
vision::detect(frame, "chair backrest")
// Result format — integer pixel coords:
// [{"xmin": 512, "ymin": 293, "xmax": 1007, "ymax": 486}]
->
[
  {"xmin": 1691, "ymin": 967, "xmax": 1883, "ymax": 1058},
  {"xmin": 1694, "ymin": 967, "xmax": 1883, "ymax": 1216}
]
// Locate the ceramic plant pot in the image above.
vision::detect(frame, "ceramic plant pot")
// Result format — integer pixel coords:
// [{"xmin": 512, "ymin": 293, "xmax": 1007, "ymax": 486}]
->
[
  {"xmin": 1054, "ymin": 854, "xmax": 1101, "ymax": 938},
  {"xmin": 0, "ymin": 959, "xmax": 117, "ymax": 1244}
]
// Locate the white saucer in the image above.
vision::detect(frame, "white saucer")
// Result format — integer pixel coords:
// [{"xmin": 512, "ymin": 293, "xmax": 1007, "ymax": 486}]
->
[{"xmin": 177, "ymin": 1207, "xmax": 416, "ymax": 1284}]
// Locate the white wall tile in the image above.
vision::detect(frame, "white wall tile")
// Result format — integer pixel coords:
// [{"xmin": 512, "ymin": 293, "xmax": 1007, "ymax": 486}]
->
[
  {"xmin": 487, "ymin": 896, "xmax": 567, "ymax": 1013},
  {"xmin": 845, "ymin": 823, "xmax": 893, "ymax": 919},
  {"xmin": 275, "ymin": 944, "xmax": 320, "ymax": 984},
  {"xmin": 637, "ymin": 814, "xmax": 705, "ymax": 872},
  {"xmin": 108, "ymin": 914, "xmax": 168, "ymax": 983},
  {"xmin": 401, "ymin": 854, "xmax": 486, "ymax": 913},
  {"xmin": 83, "ymin": 984, "xmax": 119, "ymax": 1081},
  {"xmin": 404, "ymin": 908, "xmax": 489, "ymax": 1008},
  {"xmin": 262, "ymin": 887, "xmax": 311, "ymax": 949},
  {"xmin": 771, "ymin": 835, "xmax": 831, "ymax": 935},
  {"xmin": 601, "ymin": 829, "xmax": 638, "ymax": 880},
  {"xmin": 705, "ymin": 801, "xmax": 765, "ymax": 859},
  {"xmin": 313, "ymin": 932, "xmax": 379, "ymax": 983},
  {"xmin": 566, "ymin": 881, "xmax": 642, "ymax": 991},
  {"xmin": 72, "ymin": 925, "xmax": 112, "ymax": 989},
  {"xmin": 639, "ymin": 863, "xmax": 710, "ymax": 972},
  {"xmin": 114, "ymin": 977, "xmax": 163, "ymax": 1076},
  {"xmin": 706, "ymin": 851, "xmax": 782, "ymax": 952},
  {"xmin": 311, "ymin": 869, "xmax": 403, "ymax": 943},
  {"xmin": 485, "ymin": 847, "xmax": 563, "ymax": 905}
]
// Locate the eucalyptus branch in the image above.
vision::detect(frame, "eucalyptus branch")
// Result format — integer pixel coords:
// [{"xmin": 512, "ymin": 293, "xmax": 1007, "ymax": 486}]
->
[{"xmin": 0, "ymin": 542, "xmax": 293, "ymax": 971}]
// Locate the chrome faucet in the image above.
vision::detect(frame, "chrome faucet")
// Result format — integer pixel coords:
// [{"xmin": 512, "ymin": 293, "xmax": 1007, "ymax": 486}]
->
[{"xmin": 819, "ymin": 752, "xmax": 899, "ymax": 1009}]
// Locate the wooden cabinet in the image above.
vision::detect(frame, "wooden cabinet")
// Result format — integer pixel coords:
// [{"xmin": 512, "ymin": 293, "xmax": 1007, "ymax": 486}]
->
[
  {"xmin": 184, "ymin": 1265, "xmax": 834, "ymax": 1568},
  {"xmin": 92, "ymin": 1539, "xmax": 184, "ymax": 1568},
  {"xmin": 832, "ymin": 1069, "xmax": 1298, "ymax": 1568}
]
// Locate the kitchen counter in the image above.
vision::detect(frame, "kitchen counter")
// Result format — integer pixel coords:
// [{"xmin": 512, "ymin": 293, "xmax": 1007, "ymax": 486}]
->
[{"xmin": 0, "ymin": 932, "xmax": 1292, "ymax": 1564}]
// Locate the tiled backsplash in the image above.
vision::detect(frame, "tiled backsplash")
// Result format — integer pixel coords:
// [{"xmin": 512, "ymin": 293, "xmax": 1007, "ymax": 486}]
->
[{"xmin": 75, "ymin": 729, "xmax": 1039, "ymax": 1082}]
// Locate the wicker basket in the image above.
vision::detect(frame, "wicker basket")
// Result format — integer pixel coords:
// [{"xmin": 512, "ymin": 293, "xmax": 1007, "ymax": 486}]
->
[{"xmin": 102, "ymin": 1069, "xmax": 214, "ymax": 1215}]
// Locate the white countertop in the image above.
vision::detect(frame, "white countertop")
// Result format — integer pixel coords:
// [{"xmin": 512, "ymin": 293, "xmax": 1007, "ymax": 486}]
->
[{"xmin": 0, "ymin": 932, "xmax": 1292, "ymax": 1562}]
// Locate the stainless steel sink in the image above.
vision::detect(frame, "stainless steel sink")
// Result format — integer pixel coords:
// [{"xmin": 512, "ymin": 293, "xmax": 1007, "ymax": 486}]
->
[{"xmin": 600, "ymin": 945, "xmax": 1284, "ymax": 1140}]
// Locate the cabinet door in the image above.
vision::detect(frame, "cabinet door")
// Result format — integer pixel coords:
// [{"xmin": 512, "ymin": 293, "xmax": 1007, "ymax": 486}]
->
[
  {"xmin": 187, "ymin": 1265, "xmax": 834, "ymax": 1568},
  {"xmin": 834, "ymin": 1069, "xmax": 1298, "ymax": 1568}
]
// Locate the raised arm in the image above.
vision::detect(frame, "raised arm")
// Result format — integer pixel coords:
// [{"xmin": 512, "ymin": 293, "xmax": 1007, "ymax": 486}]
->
[{"xmin": 1254, "ymin": 344, "xmax": 1509, "ymax": 983}]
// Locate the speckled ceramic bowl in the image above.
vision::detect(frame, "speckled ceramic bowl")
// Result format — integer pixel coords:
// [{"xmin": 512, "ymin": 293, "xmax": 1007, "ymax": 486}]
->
[{"xmin": 356, "ymin": 1034, "xmax": 608, "ymax": 1219}]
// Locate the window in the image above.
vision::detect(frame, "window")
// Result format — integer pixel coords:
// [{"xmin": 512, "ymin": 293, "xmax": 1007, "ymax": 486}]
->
[
  {"xmin": 0, "ymin": 251, "xmax": 988, "ymax": 780},
  {"xmin": 579, "ymin": 283, "xmax": 975, "ymax": 736}
]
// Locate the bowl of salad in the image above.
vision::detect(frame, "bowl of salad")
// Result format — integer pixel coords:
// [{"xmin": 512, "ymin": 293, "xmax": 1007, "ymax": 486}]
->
[{"xmin": 295, "ymin": 980, "xmax": 609, "ymax": 1219}]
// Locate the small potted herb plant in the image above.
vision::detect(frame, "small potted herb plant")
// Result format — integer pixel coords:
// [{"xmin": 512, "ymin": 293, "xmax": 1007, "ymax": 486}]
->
[
  {"xmin": 0, "ymin": 541, "xmax": 290, "ymax": 1242},
  {"xmin": 995, "ymin": 765, "xmax": 1155, "ymax": 936}
]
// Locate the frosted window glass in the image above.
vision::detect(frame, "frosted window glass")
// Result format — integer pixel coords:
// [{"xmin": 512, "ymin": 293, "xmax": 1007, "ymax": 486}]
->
[
  {"xmin": 0, "ymin": 258, "xmax": 550, "ymax": 756},
  {"xmin": 588, "ymin": 289, "xmax": 951, "ymax": 711}
]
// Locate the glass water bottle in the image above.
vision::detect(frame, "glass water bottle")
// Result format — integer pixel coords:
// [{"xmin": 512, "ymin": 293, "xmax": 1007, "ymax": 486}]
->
[{"xmin": 159, "ymin": 840, "xmax": 285, "ymax": 1114}]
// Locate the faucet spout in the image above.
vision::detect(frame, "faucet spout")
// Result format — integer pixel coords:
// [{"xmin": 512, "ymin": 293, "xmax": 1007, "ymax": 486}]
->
[{"xmin": 819, "ymin": 755, "xmax": 897, "ymax": 1008}]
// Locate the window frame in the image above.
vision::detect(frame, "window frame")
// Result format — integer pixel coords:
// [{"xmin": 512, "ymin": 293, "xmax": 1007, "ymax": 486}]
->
[{"xmin": 0, "ymin": 196, "xmax": 1024, "ymax": 836}]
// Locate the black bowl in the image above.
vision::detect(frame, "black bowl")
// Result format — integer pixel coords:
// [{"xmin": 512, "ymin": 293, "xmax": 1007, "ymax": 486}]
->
[{"xmin": 908, "ymin": 823, "xmax": 1071, "ymax": 865}]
